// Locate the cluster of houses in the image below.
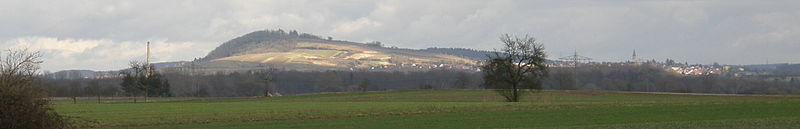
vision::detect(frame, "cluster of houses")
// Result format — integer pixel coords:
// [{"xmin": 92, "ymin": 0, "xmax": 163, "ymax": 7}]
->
[
  {"xmin": 354, "ymin": 63, "xmax": 481, "ymax": 71},
  {"xmin": 667, "ymin": 65, "xmax": 725, "ymax": 76}
]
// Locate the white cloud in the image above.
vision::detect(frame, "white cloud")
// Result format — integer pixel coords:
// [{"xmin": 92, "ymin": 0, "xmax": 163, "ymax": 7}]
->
[
  {"xmin": 2, "ymin": 37, "xmax": 211, "ymax": 71},
  {"xmin": 9, "ymin": 37, "xmax": 101, "ymax": 57},
  {"xmin": 334, "ymin": 17, "xmax": 383, "ymax": 34}
]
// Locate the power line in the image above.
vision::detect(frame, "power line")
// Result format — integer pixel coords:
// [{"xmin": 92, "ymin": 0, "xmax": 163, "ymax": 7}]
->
[{"xmin": 557, "ymin": 50, "xmax": 592, "ymax": 66}]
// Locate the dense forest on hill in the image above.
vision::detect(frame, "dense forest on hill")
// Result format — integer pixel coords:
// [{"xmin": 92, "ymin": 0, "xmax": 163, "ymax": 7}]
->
[
  {"xmin": 425, "ymin": 48, "xmax": 497, "ymax": 60},
  {"xmin": 202, "ymin": 29, "xmax": 324, "ymax": 61}
]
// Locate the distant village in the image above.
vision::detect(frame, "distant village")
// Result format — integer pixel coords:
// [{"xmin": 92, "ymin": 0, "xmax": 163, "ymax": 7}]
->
[{"xmin": 547, "ymin": 55, "xmax": 800, "ymax": 83}]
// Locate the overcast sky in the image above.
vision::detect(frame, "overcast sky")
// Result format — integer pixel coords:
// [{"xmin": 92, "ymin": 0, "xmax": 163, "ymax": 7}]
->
[{"xmin": 1, "ymin": 0, "xmax": 799, "ymax": 71}]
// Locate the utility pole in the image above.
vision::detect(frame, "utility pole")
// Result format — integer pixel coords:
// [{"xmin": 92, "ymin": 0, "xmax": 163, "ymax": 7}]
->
[
  {"xmin": 558, "ymin": 50, "xmax": 592, "ymax": 67},
  {"xmin": 558, "ymin": 50, "xmax": 591, "ymax": 90}
]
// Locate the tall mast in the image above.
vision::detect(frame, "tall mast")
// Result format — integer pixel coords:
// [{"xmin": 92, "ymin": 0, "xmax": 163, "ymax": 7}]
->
[{"xmin": 146, "ymin": 41, "xmax": 151, "ymax": 76}]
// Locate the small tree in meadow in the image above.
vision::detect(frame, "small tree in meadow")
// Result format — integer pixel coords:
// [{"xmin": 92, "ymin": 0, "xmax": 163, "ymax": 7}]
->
[{"xmin": 481, "ymin": 34, "xmax": 548, "ymax": 102}]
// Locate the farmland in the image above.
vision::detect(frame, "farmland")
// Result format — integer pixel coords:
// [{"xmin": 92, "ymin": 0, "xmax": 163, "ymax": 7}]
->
[{"xmin": 52, "ymin": 90, "xmax": 800, "ymax": 128}]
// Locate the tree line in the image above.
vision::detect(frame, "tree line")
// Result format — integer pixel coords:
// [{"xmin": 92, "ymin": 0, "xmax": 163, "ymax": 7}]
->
[
  {"xmin": 39, "ymin": 63, "xmax": 800, "ymax": 98},
  {"xmin": 42, "ymin": 69, "xmax": 483, "ymax": 97}
]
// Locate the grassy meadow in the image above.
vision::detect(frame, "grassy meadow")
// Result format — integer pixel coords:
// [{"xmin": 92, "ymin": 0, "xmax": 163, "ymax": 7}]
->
[{"xmin": 52, "ymin": 90, "xmax": 800, "ymax": 128}]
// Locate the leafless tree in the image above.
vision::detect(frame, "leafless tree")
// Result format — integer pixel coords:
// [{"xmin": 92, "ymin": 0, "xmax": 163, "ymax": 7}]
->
[
  {"xmin": 120, "ymin": 61, "xmax": 171, "ymax": 102},
  {"xmin": 452, "ymin": 72, "xmax": 470, "ymax": 89},
  {"xmin": 482, "ymin": 34, "xmax": 548, "ymax": 102},
  {"xmin": 86, "ymin": 78, "xmax": 101, "ymax": 103},
  {"xmin": 358, "ymin": 79, "xmax": 372, "ymax": 92},
  {"xmin": 257, "ymin": 68, "xmax": 278, "ymax": 97},
  {"xmin": 552, "ymin": 70, "xmax": 575, "ymax": 90},
  {"xmin": 0, "ymin": 49, "xmax": 72, "ymax": 128}
]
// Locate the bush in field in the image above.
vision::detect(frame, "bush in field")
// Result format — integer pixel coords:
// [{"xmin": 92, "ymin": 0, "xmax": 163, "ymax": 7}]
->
[{"xmin": 0, "ymin": 49, "xmax": 72, "ymax": 128}]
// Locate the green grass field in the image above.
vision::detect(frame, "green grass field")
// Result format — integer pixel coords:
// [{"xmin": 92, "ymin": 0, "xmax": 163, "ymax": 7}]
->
[{"xmin": 52, "ymin": 90, "xmax": 800, "ymax": 128}]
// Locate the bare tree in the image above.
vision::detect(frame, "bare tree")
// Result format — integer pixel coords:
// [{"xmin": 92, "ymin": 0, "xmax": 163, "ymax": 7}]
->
[
  {"xmin": 120, "ymin": 61, "xmax": 146, "ymax": 103},
  {"xmin": 257, "ymin": 68, "xmax": 278, "ymax": 97},
  {"xmin": 314, "ymin": 71, "xmax": 344, "ymax": 92},
  {"xmin": 86, "ymin": 79, "xmax": 101, "ymax": 103},
  {"xmin": 482, "ymin": 34, "xmax": 548, "ymax": 102},
  {"xmin": 69, "ymin": 80, "xmax": 81, "ymax": 104},
  {"xmin": 0, "ymin": 49, "xmax": 72, "ymax": 128},
  {"xmin": 452, "ymin": 72, "xmax": 470, "ymax": 89},
  {"xmin": 120, "ymin": 61, "xmax": 171, "ymax": 103},
  {"xmin": 358, "ymin": 79, "xmax": 372, "ymax": 92},
  {"xmin": 552, "ymin": 70, "xmax": 576, "ymax": 90}
]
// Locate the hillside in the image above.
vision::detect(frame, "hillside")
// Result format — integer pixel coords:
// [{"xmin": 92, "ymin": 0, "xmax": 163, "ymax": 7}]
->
[{"xmin": 196, "ymin": 29, "xmax": 484, "ymax": 71}]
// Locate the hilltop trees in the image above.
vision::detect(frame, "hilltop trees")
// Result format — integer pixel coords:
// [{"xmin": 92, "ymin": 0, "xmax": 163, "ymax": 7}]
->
[
  {"xmin": 0, "ymin": 49, "xmax": 71, "ymax": 128},
  {"xmin": 120, "ymin": 61, "xmax": 172, "ymax": 103},
  {"xmin": 202, "ymin": 29, "xmax": 324, "ymax": 61},
  {"xmin": 482, "ymin": 34, "xmax": 548, "ymax": 102}
]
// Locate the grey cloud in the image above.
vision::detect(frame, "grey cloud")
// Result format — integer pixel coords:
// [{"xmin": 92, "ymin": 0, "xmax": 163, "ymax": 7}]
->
[{"xmin": 0, "ymin": 0, "xmax": 798, "ymax": 71}]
